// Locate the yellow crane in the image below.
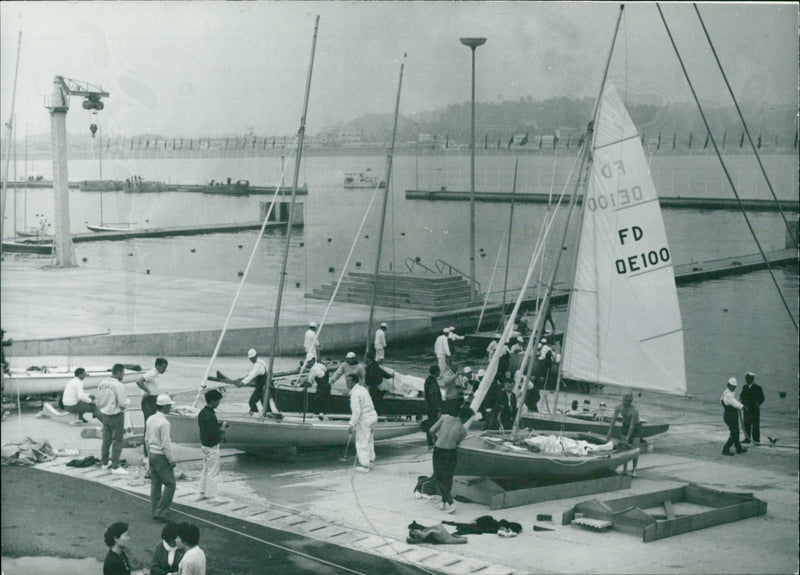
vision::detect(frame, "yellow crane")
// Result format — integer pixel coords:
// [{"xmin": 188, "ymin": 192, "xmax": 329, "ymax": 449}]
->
[{"xmin": 45, "ymin": 76, "xmax": 109, "ymax": 267}]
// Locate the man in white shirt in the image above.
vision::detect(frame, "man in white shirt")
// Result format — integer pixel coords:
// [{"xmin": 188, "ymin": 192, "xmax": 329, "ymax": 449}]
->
[
  {"xmin": 95, "ymin": 364, "xmax": 130, "ymax": 475},
  {"xmin": 236, "ymin": 349, "xmax": 268, "ymax": 415},
  {"xmin": 61, "ymin": 367, "xmax": 96, "ymax": 424},
  {"xmin": 374, "ymin": 322, "xmax": 388, "ymax": 362},
  {"xmin": 447, "ymin": 326, "xmax": 465, "ymax": 344},
  {"xmin": 176, "ymin": 523, "xmax": 206, "ymax": 575},
  {"xmin": 136, "ymin": 357, "xmax": 168, "ymax": 475},
  {"xmin": 146, "ymin": 394, "xmax": 176, "ymax": 522},
  {"xmin": 434, "ymin": 328, "xmax": 452, "ymax": 374},
  {"xmin": 486, "ymin": 334, "xmax": 501, "ymax": 357},
  {"xmin": 304, "ymin": 322, "xmax": 320, "ymax": 361},
  {"xmin": 721, "ymin": 377, "xmax": 747, "ymax": 456},
  {"xmin": 347, "ymin": 373, "xmax": 378, "ymax": 472},
  {"xmin": 305, "ymin": 356, "xmax": 330, "ymax": 416}
]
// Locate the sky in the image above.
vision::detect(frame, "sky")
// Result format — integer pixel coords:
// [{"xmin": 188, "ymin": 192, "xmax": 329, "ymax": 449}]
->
[{"xmin": 1, "ymin": 2, "xmax": 797, "ymax": 138}]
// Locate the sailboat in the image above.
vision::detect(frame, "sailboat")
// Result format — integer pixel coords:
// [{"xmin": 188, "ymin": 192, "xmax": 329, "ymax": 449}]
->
[
  {"xmin": 85, "ymin": 124, "xmax": 137, "ymax": 233},
  {"xmin": 166, "ymin": 19, "xmax": 420, "ymax": 455},
  {"xmin": 457, "ymin": 67, "xmax": 680, "ymax": 479}
]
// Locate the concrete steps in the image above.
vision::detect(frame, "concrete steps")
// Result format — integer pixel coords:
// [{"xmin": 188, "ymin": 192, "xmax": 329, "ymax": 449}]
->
[{"xmin": 306, "ymin": 272, "xmax": 477, "ymax": 311}]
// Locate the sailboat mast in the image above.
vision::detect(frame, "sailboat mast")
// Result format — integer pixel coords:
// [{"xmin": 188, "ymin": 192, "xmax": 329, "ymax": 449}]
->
[
  {"xmin": 365, "ymin": 59, "xmax": 405, "ymax": 357},
  {"xmin": 263, "ymin": 15, "xmax": 320, "ymax": 415},
  {"xmin": 99, "ymin": 124, "xmax": 103, "ymax": 226},
  {"xmin": 510, "ymin": 5, "xmax": 624, "ymax": 433},
  {"xmin": 501, "ymin": 159, "xmax": 518, "ymax": 311},
  {"xmin": 24, "ymin": 124, "xmax": 28, "ymax": 232},
  {"xmin": 0, "ymin": 31, "xmax": 22, "ymax": 243},
  {"xmin": 13, "ymin": 117, "xmax": 17, "ymax": 237}
]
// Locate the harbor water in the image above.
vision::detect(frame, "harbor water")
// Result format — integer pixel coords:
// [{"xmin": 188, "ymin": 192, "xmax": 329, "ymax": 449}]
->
[{"xmin": 2, "ymin": 152, "xmax": 797, "ymax": 410}]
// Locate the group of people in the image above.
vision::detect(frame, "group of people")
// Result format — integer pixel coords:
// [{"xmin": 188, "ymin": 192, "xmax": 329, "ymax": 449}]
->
[
  {"xmin": 102, "ymin": 520, "xmax": 205, "ymax": 575},
  {"xmin": 721, "ymin": 372, "xmax": 765, "ymax": 455}
]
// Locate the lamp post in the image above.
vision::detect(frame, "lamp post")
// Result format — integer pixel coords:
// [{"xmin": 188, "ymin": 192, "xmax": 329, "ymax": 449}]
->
[{"xmin": 460, "ymin": 36, "xmax": 486, "ymax": 301}]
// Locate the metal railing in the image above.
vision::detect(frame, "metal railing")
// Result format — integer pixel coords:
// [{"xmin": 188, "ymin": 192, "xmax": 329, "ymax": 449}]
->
[
  {"xmin": 404, "ymin": 257, "xmax": 437, "ymax": 274},
  {"xmin": 435, "ymin": 258, "xmax": 481, "ymax": 294}
]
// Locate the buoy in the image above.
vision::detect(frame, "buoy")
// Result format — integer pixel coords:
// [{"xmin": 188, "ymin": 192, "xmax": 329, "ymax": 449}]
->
[
  {"xmin": 364, "ymin": 234, "xmax": 369, "ymax": 239},
  {"xmin": 481, "ymin": 252, "xmax": 486, "ymax": 257},
  {"xmin": 146, "ymin": 270, "xmax": 150, "ymax": 275},
  {"xmin": 238, "ymin": 244, "xmax": 243, "ymax": 248},
  {"xmin": 299, "ymin": 242, "xmax": 304, "ymax": 247},
  {"xmin": 328, "ymin": 267, "xmax": 334, "ymax": 273},
  {"xmin": 327, "ymin": 238, "xmax": 332, "ymax": 242},
  {"xmin": 779, "ymin": 391, "xmax": 787, "ymax": 398},
  {"xmin": 400, "ymin": 232, "xmax": 405, "ymax": 236},
  {"xmin": 295, "ymin": 282, "xmax": 300, "ymax": 288},
  {"xmin": 82, "ymin": 257, "xmax": 88, "ymax": 263},
  {"xmin": 355, "ymin": 261, "xmax": 361, "ymax": 267},
  {"xmin": 128, "ymin": 253, "xmax": 133, "ymax": 256},
  {"xmin": 415, "ymin": 256, "xmax": 421, "ymax": 262},
  {"xmin": 237, "ymin": 271, "xmax": 244, "ymax": 277},
  {"xmin": 190, "ymin": 248, "xmax": 196, "ymax": 253}
]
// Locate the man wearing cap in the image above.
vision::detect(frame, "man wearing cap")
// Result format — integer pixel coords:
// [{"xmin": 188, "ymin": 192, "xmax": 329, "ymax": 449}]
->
[
  {"xmin": 374, "ymin": 323, "xmax": 388, "ymax": 362},
  {"xmin": 721, "ymin": 377, "xmax": 747, "ymax": 456},
  {"xmin": 364, "ymin": 349, "xmax": 393, "ymax": 414},
  {"xmin": 534, "ymin": 338, "xmax": 554, "ymax": 386},
  {"xmin": 329, "ymin": 352, "xmax": 365, "ymax": 392},
  {"xmin": 486, "ymin": 334, "xmax": 501, "ymax": 358},
  {"xmin": 447, "ymin": 326, "xmax": 465, "ymax": 344},
  {"xmin": 434, "ymin": 328, "xmax": 452, "ymax": 374},
  {"xmin": 305, "ymin": 356, "xmax": 330, "ymax": 417},
  {"xmin": 146, "ymin": 394, "xmax": 177, "ymax": 521},
  {"xmin": 95, "ymin": 364, "xmax": 130, "ymax": 475},
  {"xmin": 740, "ymin": 372, "xmax": 764, "ymax": 444},
  {"xmin": 347, "ymin": 373, "xmax": 378, "ymax": 472},
  {"xmin": 304, "ymin": 322, "xmax": 320, "ymax": 362},
  {"xmin": 237, "ymin": 349, "xmax": 268, "ymax": 415},
  {"xmin": 136, "ymin": 357, "xmax": 168, "ymax": 477}
]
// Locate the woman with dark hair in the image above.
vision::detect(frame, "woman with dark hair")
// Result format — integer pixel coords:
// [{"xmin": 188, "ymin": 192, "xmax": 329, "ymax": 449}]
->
[
  {"xmin": 103, "ymin": 521, "xmax": 131, "ymax": 575},
  {"xmin": 150, "ymin": 522, "xmax": 184, "ymax": 575}
]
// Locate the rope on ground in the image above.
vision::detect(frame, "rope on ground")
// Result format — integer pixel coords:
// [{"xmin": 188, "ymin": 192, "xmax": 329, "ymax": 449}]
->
[{"xmin": 348, "ymin": 474, "xmax": 439, "ymax": 575}]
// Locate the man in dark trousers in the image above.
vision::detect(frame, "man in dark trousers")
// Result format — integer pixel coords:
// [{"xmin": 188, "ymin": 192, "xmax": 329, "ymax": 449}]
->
[
  {"xmin": 721, "ymin": 377, "xmax": 747, "ymax": 456},
  {"xmin": 146, "ymin": 394, "xmax": 177, "ymax": 521},
  {"xmin": 235, "ymin": 349, "xmax": 268, "ymax": 415},
  {"xmin": 364, "ymin": 349, "xmax": 392, "ymax": 415},
  {"xmin": 423, "ymin": 364, "xmax": 443, "ymax": 449},
  {"xmin": 490, "ymin": 379, "xmax": 517, "ymax": 430},
  {"xmin": 740, "ymin": 372, "xmax": 765, "ymax": 444}
]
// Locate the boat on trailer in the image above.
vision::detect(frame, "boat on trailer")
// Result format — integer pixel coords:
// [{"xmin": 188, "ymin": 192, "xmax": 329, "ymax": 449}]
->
[
  {"xmin": 456, "ymin": 431, "xmax": 640, "ymax": 481},
  {"xmin": 168, "ymin": 407, "xmax": 419, "ymax": 455}
]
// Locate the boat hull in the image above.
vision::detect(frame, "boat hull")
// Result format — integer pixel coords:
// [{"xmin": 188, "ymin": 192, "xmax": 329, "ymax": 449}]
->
[
  {"xmin": 2, "ymin": 367, "xmax": 140, "ymax": 397},
  {"xmin": 271, "ymin": 384, "xmax": 426, "ymax": 416},
  {"xmin": 455, "ymin": 432, "xmax": 640, "ymax": 480},
  {"xmin": 167, "ymin": 410, "xmax": 421, "ymax": 455},
  {"xmin": 520, "ymin": 412, "xmax": 669, "ymax": 439}
]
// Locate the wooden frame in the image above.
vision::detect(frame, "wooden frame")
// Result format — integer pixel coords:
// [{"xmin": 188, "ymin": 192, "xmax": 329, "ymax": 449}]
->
[{"xmin": 562, "ymin": 483, "xmax": 767, "ymax": 542}]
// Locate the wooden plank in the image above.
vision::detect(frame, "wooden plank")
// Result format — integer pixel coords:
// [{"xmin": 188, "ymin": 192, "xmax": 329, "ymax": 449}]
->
[
  {"xmin": 664, "ymin": 500, "xmax": 676, "ymax": 520},
  {"xmin": 643, "ymin": 501, "xmax": 767, "ymax": 542},
  {"xmin": 489, "ymin": 474, "xmax": 630, "ymax": 510},
  {"xmin": 600, "ymin": 486, "xmax": 687, "ymax": 512},
  {"xmin": 684, "ymin": 484, "xmax": 755, "ymax": 508}
]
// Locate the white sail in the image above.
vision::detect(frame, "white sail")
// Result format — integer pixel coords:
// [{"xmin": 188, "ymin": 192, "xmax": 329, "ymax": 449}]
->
[{"xmin": 561, "ymin": 85, "xmax": 687, "ymax": 395}]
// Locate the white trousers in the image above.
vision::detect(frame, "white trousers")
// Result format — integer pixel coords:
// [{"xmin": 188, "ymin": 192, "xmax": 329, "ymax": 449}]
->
[
  {"xmin": 199, "ymin": 444, "xmax": 220, "ymax": 498},
  {"xmin": 375, "ymin": 347, "xmax": 385, "ymax": 362},
  {"xmin": 354, "ymin": 417, "xmax": 377, "ymax": 467},
  {"xmin": 436, "ymin": 354, "xmax": 448, "ymax": 374}
]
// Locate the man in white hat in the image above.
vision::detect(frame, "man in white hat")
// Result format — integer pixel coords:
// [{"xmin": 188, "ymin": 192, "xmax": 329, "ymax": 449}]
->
[
  {"xmin": 486, "ymin": 334, "xmax": 501, "ymax": 358},
  {"xmin": 434, "ymin": 328, "xmax": 452, "ymax": 374},
  {"xmin": 236, "ymin": 349, "xmax": 268, "ymax": 415},
  {"xmin": 447, "ymin": 326, "xmax": 465, "ymax": 343},
  {"xmin": 304, "ymin": 322, "xmax": 320, "ymax": 361},
  {"xmin": 145, "ymin": 393, "xmax": 176, "ymax": 521},
  {"xmin": 374, "ymin": 322, "xmax": 388, "ymax": 362},
  {"xmin": 329, "ymin": 351, "xmax": 365, "ymax": 392},
  {"xmin": 721, "ymin": 377, "xmax": 747, "ymax": 456},
  {"xmin": 305, "ymin": 355, "xmax": 331, "ymax": 417}
]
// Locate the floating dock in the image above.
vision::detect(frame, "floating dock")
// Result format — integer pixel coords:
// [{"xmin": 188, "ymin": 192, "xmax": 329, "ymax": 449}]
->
[{"xmin": 405, "ymin": 189, "xmax": 799, "ymax": 212}]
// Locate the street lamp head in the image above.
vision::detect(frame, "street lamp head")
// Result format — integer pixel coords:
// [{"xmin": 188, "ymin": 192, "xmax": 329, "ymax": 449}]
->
[{"xmin": 459, "ymin": 37, "xmax": 487, "ymax": 49}]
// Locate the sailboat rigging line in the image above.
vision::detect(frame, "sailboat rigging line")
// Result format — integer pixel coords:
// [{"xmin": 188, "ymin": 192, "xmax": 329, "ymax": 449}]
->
[
  {"xmin": 1, "ymin": 31, "xmax": 22, "ymax": 243},
  {"xmin": 476, "ymin": 227, "xmax": 507, "ymax": 332},
  {"xmin": 656, "ymin": 4, "xmax": 798, "ymax": 332},
  {"xmin": 693, "ymin": 3, "xmax": 797, "ymax": 249},
  {"xmin": 263, "ymin": 15, "xmax": 321, "ymax": 415},
  {"xmin": 593, "ymin": 132, "xmax": 641, "ymax": 151},
  {"xmin": 545, "ymin": 6, "xmax": 626, "ymax": 416},
  {"xmin": 501, "ymin": 159, "xmax": 519, "ymax": 312},
  {"xmin": 365, "ymin": 58, "xmax": 405, "ymax": 358},
  {"xmin": 190, "ymin": 136, "xmax": 300, "ymax": 408},
  {"xmin": 469, "ymin": 142, "xmax": 586, "ymax": 420}
]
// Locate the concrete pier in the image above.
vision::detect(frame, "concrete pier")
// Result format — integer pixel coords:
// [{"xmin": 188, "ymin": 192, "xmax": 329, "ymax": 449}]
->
[
  {"xmin": 405, "ymin": 189, "xmax": 800, "ymax": 212},
  {"xmin": 2, "ymin": 248, "xmax": 795, "ymax": 357}
]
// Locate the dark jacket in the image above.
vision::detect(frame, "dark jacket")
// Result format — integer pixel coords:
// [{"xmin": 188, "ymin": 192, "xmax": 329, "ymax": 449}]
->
[
  {"xmin": 150, "ymin": 541, "xmax": 184, "ymax": 575},
  {"xmin": 739, "ymin": 382, "xmax": 765, "ymax": 409},
  {"xmin": 424, "ymin": 375, "xmax": 443, "ymax": 415},
  {"xmin": 198, "ymin": 405, "xmax": 222, "ymax": 448},
  {"xmin": 365, "ymin": 361, "xmax": 392, "ymax": 388},
  {"xmin": 492, "ymin": 390, "xmax": 517, "ymax": 429}
]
